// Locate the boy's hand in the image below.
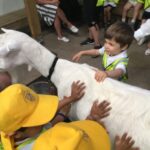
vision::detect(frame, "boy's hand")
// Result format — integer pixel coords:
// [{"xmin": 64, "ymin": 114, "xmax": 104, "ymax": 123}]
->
[
  {"xmin": 68, "ymin": 80, "xmax": 86, "ymax": 102},
  {"xmin": 87, "ymin": 100, "xmax": 111, "ymax": 121},
  {"xmin": 115, "ymin": 133, "xmax": 140, "ymax": 150},
  {"xmin": 95, "ymin": 70, "xmax": 108, "ymax": 82},
  {"xmin": 72, "ymin": 52, "xmax": 82, "ymax": 62}
]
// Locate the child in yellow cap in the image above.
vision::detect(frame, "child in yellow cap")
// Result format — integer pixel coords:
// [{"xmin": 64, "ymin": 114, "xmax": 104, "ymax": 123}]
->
[
  {"xmin": 33, "ymin": 120, "xmax": 139, "ymax": 150},
  {"xmin": 0, "ymin": 80, "xmax": 112, "ymax": 150},
  {"xmin": 0, "ymin": 80, "xmax": 85, "ymax": 149}
]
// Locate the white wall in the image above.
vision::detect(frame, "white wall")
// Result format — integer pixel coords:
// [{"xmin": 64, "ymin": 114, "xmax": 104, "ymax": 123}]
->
[{"xmin": 0, "ymin": 0, "xmax": 24, "ymax": 16}]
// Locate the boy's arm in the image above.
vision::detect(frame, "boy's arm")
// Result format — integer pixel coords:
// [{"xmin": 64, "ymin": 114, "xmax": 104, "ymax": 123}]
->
[
  {"xmin": 95, "ymin": 69, "xmax": 124, "ymax": 82},
  {"xmin": 105, "ymin": 69, "xmax": 124, "ymax": 79},
  {"xmin": 72, "ymin": 49, "xmax": 99, "ymax": 62}
]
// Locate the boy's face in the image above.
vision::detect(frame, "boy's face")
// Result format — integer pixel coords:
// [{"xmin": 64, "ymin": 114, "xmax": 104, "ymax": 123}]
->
[{"xmin": 104, "ymin": 39, "xmax": 124, "ymax": 56}]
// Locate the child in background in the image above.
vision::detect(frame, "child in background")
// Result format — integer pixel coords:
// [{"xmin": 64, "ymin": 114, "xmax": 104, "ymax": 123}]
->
[
  {"xmin": 122, "ymin": 0, "xmax": 138, "ymax": 23},
  {"xmin": 128, "ymin": 0, "xmax": 143, "ymax": 29},
  {"xmin": 104, "ymin": 0, "xmax": 120, "ymax": 27},
  {"xmin": 80, "ymin": 0, "xmax": 103, "ymax": 49},
  {"xmin": 33, "ymin": 121, "xmax": 139, "ymax": 150},
  {"xmin": 35, "ymin": 0, "xmax": 79, "ymax": 42},
  {"xmin": 72, "ymin": 22, "xmax": 134, "ymax": 82}
]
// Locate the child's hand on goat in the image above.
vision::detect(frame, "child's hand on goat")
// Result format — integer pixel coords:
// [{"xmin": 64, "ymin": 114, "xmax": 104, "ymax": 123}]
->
[
  {"xmin": 87, "ymin": 100, "xmax": 111, "ymax": 121},
  {"xmin": 95, "ymin": 70, "xmax": 108, "ymax": 82},
  {"xmin": 67, "ymin": 80, "xmax": 86, "ymax": 102},
  {"xmin": 115, "ymin": 133, "xmax": 140, "ymax": 150}
]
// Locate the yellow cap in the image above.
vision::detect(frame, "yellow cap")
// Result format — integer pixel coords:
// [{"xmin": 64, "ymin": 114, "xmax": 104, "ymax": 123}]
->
[
  {"xmin": 0, "ymin": 84, "xmax": 58, "ymax": 134},
  {"xmin": 33, "ymin": 120, "xmax": 111, "ymax": 150}
]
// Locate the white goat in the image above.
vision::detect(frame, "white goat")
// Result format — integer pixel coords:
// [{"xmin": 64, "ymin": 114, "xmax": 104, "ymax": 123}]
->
[{"xmin": 0, "ymin": 29, "xmax": 150, "ymax": 149}]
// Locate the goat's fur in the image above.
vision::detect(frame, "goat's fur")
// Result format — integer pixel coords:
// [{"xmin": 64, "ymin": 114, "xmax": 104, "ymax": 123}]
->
[{"xmin": 0, "ymin": 29, "xmax": 150, "ymax": 149}]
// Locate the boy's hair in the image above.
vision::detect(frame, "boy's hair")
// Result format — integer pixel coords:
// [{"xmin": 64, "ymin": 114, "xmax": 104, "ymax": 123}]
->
[{"xmin": 105, "ymin": 21, "xmax": 134, "ymax": 48}]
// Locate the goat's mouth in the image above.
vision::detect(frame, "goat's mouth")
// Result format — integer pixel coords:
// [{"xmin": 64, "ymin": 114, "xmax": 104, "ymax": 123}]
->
[{"xmin": 0, "ymin": 63, "xmax": 8, "ymax": 71}]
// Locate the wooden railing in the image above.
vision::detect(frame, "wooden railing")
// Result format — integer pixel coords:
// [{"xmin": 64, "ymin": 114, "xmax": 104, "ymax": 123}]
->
[
  {"xmin": 0, "ymin": 0, "xmax": 42, "ymax": 39},
  {"xmin": 0, "ymin": 9, "xmax": 27, "ymax": 30}
]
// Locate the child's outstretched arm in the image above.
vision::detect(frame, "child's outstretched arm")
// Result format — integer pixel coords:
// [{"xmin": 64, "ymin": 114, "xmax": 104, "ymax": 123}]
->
[
  {"xmin": 58, "ymin": 80, "xmax": 86, "ymax": 111},
  {"xmin": 115, "ymin": 133, "xmax": 140, "ymax": 150},
  {"xmin": 51, "ymin": 81, "xmax": 85, "ymax": 125},
  {"xmin": 72, "ymin": 49, "xmax": 99, "ymax": 62}
]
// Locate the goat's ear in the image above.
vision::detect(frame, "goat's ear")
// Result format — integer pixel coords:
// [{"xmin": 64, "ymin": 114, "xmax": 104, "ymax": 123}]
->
[
  {"xmin": 0, "ymin": 42, "xmax": 18, "ymax": 57},
  {"xmin": 1, "ymin": 28, "xmax": 12, "ymax": 33},
  {"xmin": 27, "ymin": 65, "xmax": 33, "ymax": 71},
  {"xmin": 0, "ymin": 45, "xmax": 10, "ymax": 56}
]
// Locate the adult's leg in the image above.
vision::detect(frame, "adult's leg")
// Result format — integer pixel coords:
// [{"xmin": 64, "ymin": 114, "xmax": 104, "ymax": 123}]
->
[
  {"xmin": 54, "ymin": 15, "xmax": 63, "ymax": 38},
  {"xmin": 104, "ymin": 6, "xmax": 112, "ymax": 28},
  {"xmin": 86, "ymin": 0, "xmax": 101, "ymax": 47},
  {"xmin": 104, "ymin": 7, "xmax": 108, "ymax": 24},
  {"xmin": 89, "ymin": 24, "xmax": 100, "ymax": 47},
  {"xmin": 132, "ymin": 2, "xmax": 143, "ymax": 22},
  {"xmin": 56, "ymin": 7, "xmax": 72, "ymax": 28},
  {"xmin": 122, "ymin": 2, "xmax": 133, "ymax": 22},
  {"xmin": 54, "ymin": 14, "xmax": 70, "ymax": 42},
  {"xmin": 56, "ymin": 7, "xmax": 79, "ymax": 33},
  {"xmin": 106, "ymin": 6, "xmax": 112, "ymax": 22}
]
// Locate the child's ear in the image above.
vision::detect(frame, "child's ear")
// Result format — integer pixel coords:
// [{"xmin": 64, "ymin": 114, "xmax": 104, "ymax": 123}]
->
[{"xmin": 121, "ymin": 44, "xmax": 128, "ymax": 50}]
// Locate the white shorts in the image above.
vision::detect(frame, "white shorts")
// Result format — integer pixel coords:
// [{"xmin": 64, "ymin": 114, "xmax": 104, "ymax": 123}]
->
[
  {"xmin": 145, "ymin": 7, "xmax": 150, "ymax": 12},
  {"xmin": 104, "ymin": 1, "xmax": 116, "ymax": 7},
  {"xmin": 128, "ymin": 0, "xmax": 137, "ymax": 6}
]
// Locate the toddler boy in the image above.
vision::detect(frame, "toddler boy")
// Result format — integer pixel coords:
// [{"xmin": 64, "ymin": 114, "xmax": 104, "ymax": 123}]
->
[{"xmin": 72, "ymin": 22, "xmax": 134, "ymax": 82}]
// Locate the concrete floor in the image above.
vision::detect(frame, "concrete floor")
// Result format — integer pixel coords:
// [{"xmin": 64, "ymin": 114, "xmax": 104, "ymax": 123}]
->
[{"xmin": 19, "ymin": 24, "xmax": 150, "ymax": 90}]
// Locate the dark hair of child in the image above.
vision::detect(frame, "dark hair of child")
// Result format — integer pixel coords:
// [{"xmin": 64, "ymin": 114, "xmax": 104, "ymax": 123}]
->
[{"xmin": 105, "ymin": 21, "xmax": 134, "ymax": 48}]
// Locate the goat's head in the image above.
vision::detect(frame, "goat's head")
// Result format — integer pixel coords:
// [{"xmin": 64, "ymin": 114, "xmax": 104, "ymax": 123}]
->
[{"xmin": 0, "ymin": 28, "xmax": 36, "ymax": 71}]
